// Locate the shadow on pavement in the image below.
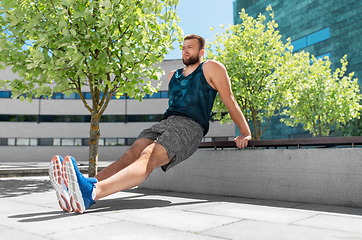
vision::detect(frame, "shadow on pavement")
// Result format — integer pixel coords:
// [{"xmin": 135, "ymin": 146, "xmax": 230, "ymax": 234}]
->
[
  {"xmin": 0, "ymin": 178, "xmax": 52, "ymax": 198},
  {"xmin": 8, "ymin": 194, "xmax": 208, "ymax": 223}
]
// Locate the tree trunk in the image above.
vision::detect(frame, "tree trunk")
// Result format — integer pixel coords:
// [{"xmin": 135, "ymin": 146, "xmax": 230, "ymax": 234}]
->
[{"xmin": 89, "ymin": 110, "xmax": 100, "ymax": 177}]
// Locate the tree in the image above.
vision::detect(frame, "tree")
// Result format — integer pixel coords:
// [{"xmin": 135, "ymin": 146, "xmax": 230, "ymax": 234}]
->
[
  {"xmin": 207, "ymin": 7, "xmax": 300, "ymax": 140},
  {"xmin": 0, "ymin": 0, "xmax": 182, "ymax": 176},
  {"xmin": 281, "ymin": 54, "xmax": 361, "ymax": 137}
]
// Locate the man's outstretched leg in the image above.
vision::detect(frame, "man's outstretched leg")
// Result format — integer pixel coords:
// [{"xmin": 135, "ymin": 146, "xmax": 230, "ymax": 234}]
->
[
  {"xmin": 94, "ymin": 138, "xmax": 155, "ymax": 182},
  {"xmin": 63, "ymin": 141, "xmax": 170, "ymax": 213}
]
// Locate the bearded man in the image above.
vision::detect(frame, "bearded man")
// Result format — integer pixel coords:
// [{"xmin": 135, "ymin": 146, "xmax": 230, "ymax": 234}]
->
[{"xmin": 49, "ymin": 34, "xmax": 251, "ymax": 214}]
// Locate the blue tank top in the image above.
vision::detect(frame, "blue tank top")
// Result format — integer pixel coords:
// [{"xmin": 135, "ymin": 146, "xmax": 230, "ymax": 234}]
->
[{"xmin": 164, "ymin": 62, "xmax": 218, "ymax": 136}]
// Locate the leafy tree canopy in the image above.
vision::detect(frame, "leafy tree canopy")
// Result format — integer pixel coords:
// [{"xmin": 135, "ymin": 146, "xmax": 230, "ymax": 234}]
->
[
  {"xmin": 207, "ymin": 7, "xmax": 296, "ymax": 140},
  {"xmin": 282, "ymin": 54, "xmax": 361, "ymax": 137}
]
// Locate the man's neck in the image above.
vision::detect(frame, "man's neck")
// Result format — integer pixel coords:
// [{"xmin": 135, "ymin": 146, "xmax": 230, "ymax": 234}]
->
[{"xmin": 183, "ymin": 60, "xmax": 202, "ymax": 77}]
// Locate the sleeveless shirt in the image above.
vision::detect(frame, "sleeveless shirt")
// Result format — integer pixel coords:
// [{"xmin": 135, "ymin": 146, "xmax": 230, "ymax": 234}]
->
[{"xmin": 163, "ymin": 62, "xmax": 218, "ymax": 136}]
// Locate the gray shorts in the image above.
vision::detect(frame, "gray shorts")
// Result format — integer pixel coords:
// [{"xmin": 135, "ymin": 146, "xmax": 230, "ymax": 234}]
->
[{"xmin": 136, "ymin": 115, "xmax": 204, "ymax": 171}]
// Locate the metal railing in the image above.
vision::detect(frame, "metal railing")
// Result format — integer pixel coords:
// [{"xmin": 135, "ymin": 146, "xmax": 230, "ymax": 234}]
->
[{"xmin": 198, "ymin": 136, "xmax": 362, "ymax": 149}]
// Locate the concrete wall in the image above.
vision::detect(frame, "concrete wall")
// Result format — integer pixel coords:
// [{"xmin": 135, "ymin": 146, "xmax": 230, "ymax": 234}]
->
[
  {"xmin": 0, "ymin": 145, "xmax": 130, "ymax": 162},
  {"xmin": 139, "ymin": 148, "xmax": 362, "ymax": 208}
]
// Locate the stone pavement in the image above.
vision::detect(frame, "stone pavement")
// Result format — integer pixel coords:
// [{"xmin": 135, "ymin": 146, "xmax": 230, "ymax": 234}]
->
[{"xmin": 1, "ymin": 176, "xmax": 362, "ymax": 239}]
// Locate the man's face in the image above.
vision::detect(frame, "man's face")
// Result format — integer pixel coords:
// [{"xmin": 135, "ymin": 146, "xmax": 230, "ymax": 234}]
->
[{"xmin": 182, "ymin": 39, "xmax": 203, "ymax": 66}]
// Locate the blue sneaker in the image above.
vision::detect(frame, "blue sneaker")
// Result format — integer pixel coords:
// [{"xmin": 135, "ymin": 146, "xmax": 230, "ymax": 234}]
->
[
  {"xmin": 49, "ymin": 155, "xmax": 72, "ymax": 212},
  {"xmin": 62, "ymin": 156, "xmax": 97, "ymax": 214}
]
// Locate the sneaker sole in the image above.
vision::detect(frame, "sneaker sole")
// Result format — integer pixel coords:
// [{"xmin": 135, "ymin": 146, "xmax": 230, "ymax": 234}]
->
[
  {"xmin": 63, "ymin": 156, "xmax": 86, "ymax": 214},
  {"xmin": 49, "ymin": 156, "xmax": 71, "ymax": 212}
]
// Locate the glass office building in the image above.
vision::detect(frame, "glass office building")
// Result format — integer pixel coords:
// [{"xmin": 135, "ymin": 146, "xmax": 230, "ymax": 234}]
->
[{"xmin": 233, "ymin": 0, "xmax": 362, "ymax": 139}]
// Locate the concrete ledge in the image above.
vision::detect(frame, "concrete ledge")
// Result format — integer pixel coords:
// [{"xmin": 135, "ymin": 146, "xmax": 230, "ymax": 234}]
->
[
  {"xmin": 0, "ymin": 146, "xmax": 129, "ymax": 162},
  {"xmin": 139, "ymin": 148, "xmax": 362, "ymax": 208}
]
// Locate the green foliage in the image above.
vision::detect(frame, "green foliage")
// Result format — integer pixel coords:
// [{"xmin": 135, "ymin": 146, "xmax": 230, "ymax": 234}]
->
[
  {"xmin": 207, "ymin": 7, "xmax": 296, "ymax": 140},
  {"xmin": 282, "ymin": 54, "xmax": 361, "ymax": 137},
  {"xmin": 336, "ymin": 108, "xmax": 362, "ymax": 137},
  {"xmin": 0, "ymin": 0, "xmax": 182, "ymax": 108},
  {"xmin": 0, "ymin": 0, "xmax": 182, "ymax": 175}
]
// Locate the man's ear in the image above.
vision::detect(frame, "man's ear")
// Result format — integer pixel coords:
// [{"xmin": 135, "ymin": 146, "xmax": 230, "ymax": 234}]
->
[{"xmin": 200, "ymin": 49, "xmax": 205, "ymax": 58}]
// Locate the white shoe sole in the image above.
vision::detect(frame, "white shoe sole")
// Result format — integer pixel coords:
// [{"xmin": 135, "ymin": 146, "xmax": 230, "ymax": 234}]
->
[
  {"xmin": 49, "ymin": 156, "xmax": 71, "ymax": 212},
  {"xmin": 63, "ymin": 156, "xmax": 86, "ymax": 214}
]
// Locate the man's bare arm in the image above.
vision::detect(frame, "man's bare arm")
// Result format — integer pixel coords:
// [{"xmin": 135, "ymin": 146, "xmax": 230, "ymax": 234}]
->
[{"xmin": 203, "ymin": 60, "xmax": 251, "ymax": 148}]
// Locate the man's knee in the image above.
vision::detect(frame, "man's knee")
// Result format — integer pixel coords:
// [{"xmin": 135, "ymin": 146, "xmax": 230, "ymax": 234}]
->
[
  {"xmin": 139, "ymin": 143, "xmax": 170, "ymax": 173},
  {"xmin": 126, "ymin": 138, "xmax": 155, "ymax": 159}
]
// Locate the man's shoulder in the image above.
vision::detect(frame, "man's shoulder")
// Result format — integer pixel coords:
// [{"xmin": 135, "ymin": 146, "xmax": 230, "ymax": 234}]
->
[
  {"xmin": 203, "ymin": 60, "xmax": 226, "ymax": 72},
  {"xmin": 167, "ymin": 69, "xmax": 177, "ymax": 82}
]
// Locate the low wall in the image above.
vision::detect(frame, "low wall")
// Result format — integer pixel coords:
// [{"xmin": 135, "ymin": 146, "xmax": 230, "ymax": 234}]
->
[
  {"xmin": 0, "ymin": 146, "xmax": 129, "ymax": 162},
  {"xmin": 139, "ymin": 148, "xmax": 362, "ymax": 208}
]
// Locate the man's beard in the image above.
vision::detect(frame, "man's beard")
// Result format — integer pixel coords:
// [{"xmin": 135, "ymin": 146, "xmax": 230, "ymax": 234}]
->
[{"xmin": 182, "ymin": 55, "xmax": 199, "ymax": 66}]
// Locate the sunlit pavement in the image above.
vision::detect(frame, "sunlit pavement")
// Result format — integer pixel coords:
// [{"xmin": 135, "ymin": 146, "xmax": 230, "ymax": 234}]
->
[{"xmin": 1, "ymin": 175, "xmax": 362, "ymax": 239}]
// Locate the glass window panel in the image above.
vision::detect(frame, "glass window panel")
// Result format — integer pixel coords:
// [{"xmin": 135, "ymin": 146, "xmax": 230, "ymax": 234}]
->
[
  {"xmin": 8, "ymin": 138, "xmax": 15, "ymax": 146},
  {"xmin": 64, "ymin": 93, "xmax": 76, "ymax": 99},
  {"xmin": 149, "ymin": 92, "xmax": 161, "ymax": 99},
  {"xmin": 160, "ymin": 91, "xmax": 168, "ymax": 98},
  {"xmin": 105, "ymin": 138, "xmax": 117, "ymax": 146},
  {"xmin": 107, "ymin": 115, "xmax": 119, "ymax": 122},
  {"xmin": 117, "ymin": 138, "xmax": 125, "ymax": 145},
  {"xmin": 291, "ymin": 37, "xmax": 307, "ymax": 51},
  {"xmin": 307, "ymin": 27, "xmax": 330, "ymax": 46},
  {"xmin": 148, "ymin": 115, "xmax": 163, "ymax": 122},
  {"xmin": 98, "ymin": 139, "xmax": 105, "ymax": 146},
  {"xmin": 38, "ymin": 138, "xmax": 53, "ymax": 146},
  {"xmin": 52, "ymin": 93, "xmax": 63, "ymax": 99},
  {"xmin": 0, "ymin": 138, "xmax": 7, "ymax": 146},
  {"xmin": 0, "ymin": 91, "xmax": 10, "ymax": 98},
  {"xmin": 61, "ymin": 138, "xmax": 74, "ymax": 146},
  {"xmin": 53, "ymin": 138, "xmax": 61, "ymax": 146},
  {"xmin": 17, "ymin": 115, "xmax": 37, "ymax": 122},
  {"xmin": 16, "ymin": 138, "xmax": 30, "ymax": 146},
  {"xmin": 63, "ymin": 115, "xmax": 76, "ymax": 122},
  {"xmin": 83, "ymin": 115, "xmax": 91, "ymax": 122},
  {"xmin": 9, "ymin": 115, "xmax": 16, "ymax": 122},
  {"xmin": 75, "ymin": 138, "xmax": 82, "ymax": 146},
  {"xmin": 40, "ymin": 115, "xmax": 55, "ymax": 122},
  {"xmin": 0, "ymin": 115, "xmax": 10, "ymax": 121},
  {"xmin": 203, "ymin": 137, "xmax": 213, "ymax": 142},
  {"xmin": 30, "ymin": 138, "xmax": 38, "ymax": 146},
  {"xmin": 85, "ymin": 92, "xmax": 92, "ymax": 99},
  {"xmin": 125, "ymin": 138, "xmax": 136, "ymax": 146}
]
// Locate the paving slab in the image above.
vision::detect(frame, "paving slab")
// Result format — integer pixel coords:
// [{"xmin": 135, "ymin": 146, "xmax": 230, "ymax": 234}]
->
[
  {"xmin": 1, "ymin": 176, "xmax": 362, "ymax": 239},
  {"xmin": 200, "ymin": 220, "xmax": 362, "ymax": 240}
]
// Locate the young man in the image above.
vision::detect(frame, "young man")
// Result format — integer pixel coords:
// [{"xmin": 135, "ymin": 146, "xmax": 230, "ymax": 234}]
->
[{"xmin": 49, "ymin": 34, "xmax": 252, "ymax": 214}]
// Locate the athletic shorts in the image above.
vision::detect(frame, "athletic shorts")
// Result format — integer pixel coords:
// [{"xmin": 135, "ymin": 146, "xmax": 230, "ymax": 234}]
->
[{"xmin": 136, "ymin": 115, "xmax": 204, "ymax": 172}]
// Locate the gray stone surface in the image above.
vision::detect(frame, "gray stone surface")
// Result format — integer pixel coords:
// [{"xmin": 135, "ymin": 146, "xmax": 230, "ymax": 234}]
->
[
  {"xmin": 1, "ymin": 176, "xmax": 362, "ymax": 239},
  {"xmin": 140, "ymin": 148, "xmax": 362, "ymax": 208}
]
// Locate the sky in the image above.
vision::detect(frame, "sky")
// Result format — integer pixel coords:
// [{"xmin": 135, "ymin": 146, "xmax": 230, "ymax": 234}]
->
[{"xmin": 165, "ymin": 0, "xmax": 235, "ymax": 59}]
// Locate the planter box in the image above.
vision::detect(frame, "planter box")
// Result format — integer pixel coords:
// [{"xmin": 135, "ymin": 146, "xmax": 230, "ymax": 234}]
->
[{"xmin": 140, "ymin": 148, "xmax": 362, "ymax": 208}]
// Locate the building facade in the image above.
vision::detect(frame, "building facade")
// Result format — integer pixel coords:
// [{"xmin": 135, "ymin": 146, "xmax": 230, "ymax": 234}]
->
[
  {"xmin": 0, "ymin": 59, "xmax": 235, "ymax": 162},
  {"xmin": 233, "ymin": 0, "xmax": 362, "ymax": 139}
]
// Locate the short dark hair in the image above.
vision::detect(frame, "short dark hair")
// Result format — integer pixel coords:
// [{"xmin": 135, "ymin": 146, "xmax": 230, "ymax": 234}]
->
[{"xmin": 184, "ymin": 34, "xmax": 205, "ymax": 50}]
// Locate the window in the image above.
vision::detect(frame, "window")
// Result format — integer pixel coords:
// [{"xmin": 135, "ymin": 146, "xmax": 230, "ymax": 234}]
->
[
  {"xmin": 16, "ymin": 138, "xmax": 30, "ymax": 146},
  {"xmin": 38, "ymin": 138, "xmax": 53, "ymax": 146},
  {"xmin": 291, "ymin": 27, "xmax": 330, "ymax": 51},
  {"xmin": 307, "ymin": 27, "xmax": 330, "ymax": 46},
  {"xmin": 63, "ymin": 93, "xmax": 77, "ymax": 99},
  {"xmin": 61, "ymin": 139, "xmax": 74, "ymax": 146},
  {"xmin": 0, "ymin": 138, "xmax": 7, "ymax": 146},
  {"xmin": 105, "ymin": 138, "xmax": 117, "ymax": 146},
  {"xmin": 291, "ymin": 37, "xmax": 307, "ymax": 51},
  {"xmin": 0, "ymin": 91, "xmax": 10, "ymax": 98}
]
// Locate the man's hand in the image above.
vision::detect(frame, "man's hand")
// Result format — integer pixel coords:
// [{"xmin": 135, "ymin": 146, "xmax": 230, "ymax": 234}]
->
[{"xmin": 234, "ymin": 135, "xmax": 251, "ymax": 149}]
